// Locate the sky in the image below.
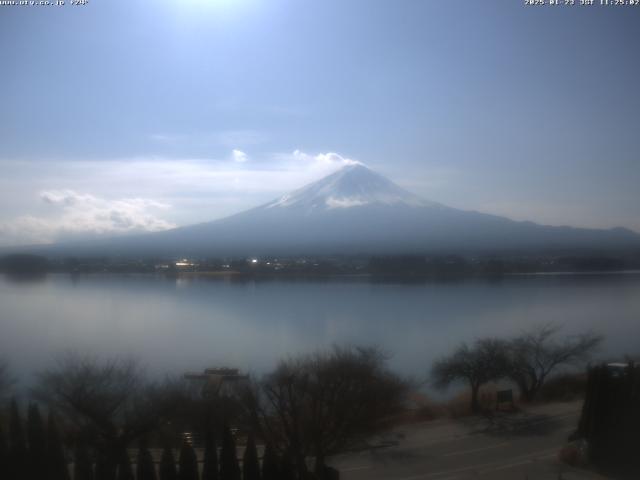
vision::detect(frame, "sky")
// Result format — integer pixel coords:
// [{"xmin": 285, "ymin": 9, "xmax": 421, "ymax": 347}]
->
[{"xmin": 1, "ymin": 0, "xmax": 639, "ymax": 246}]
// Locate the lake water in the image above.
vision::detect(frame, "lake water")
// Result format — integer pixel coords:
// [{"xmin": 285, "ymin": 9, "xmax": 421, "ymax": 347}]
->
[{"xmin": 1, "ymin": 273, "xmax": 639, "ymax": 388}]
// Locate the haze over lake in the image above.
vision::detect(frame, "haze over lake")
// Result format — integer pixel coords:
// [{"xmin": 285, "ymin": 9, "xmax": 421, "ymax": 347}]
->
[{"xmin": 2, "ymin": 272, "xmax": 639, "ymax": 387}]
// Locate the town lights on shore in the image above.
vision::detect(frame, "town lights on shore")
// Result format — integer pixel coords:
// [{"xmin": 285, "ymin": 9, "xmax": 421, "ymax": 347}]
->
[{"xmin": 175, "ymin": 259, "xmax": 195, "ymax": 267}]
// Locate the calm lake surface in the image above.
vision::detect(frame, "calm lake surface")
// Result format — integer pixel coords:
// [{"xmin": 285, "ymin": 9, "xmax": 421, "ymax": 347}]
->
[{"xmin": 1, "ymin": 273, "xmax": 639, "ymax": 386}]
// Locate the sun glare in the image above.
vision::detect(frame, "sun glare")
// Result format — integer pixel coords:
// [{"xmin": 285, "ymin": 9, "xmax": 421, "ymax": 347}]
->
[
  {"xmin": 165, "ymin": 0, "xmax": 258, "ymax": 26},
  {"xmin": 178, "ymin": 0, "xmax": 241, "ymax": 10}
]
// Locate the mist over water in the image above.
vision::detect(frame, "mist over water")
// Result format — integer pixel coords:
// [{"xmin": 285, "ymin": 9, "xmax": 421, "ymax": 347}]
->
[{"xmin": 1, "ymin": 273, "xmax": 639, "ymax": 390}]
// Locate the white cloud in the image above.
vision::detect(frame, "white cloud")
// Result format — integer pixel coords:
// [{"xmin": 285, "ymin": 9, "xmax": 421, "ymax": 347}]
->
[
  {"xmin": 0, "ymin": 150, "xmax": 365, "ymax": 246},
  {"xmin": 0, "ymin": 190, "xmax": 175, "ymax": 245},
  {"xmin": 289, "ymin": 150, "xmax": 361, "ymax": 170},
  {"xmin": 232, "ymin": 149, "xmax": 249, "ymax": 163},
  {"xmin": 41, "ymin": 190, "xmax": 94, "ymax": 206}
]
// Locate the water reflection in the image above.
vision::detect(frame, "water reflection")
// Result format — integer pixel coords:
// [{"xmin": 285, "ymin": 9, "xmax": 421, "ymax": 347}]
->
[{"xmin": 1, "ymin": 273, "xmax": 639, "ymax": 388}]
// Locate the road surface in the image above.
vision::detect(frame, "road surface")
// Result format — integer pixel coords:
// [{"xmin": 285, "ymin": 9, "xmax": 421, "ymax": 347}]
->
[{"xmin": 330, "ymin": 401, "xmax": 606, "ymax": 480}]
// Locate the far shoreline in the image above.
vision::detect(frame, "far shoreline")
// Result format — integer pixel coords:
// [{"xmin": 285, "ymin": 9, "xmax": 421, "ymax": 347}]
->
[{"xmin": 3, "ymin": 269, "xmax": 640, "ymax": 284}]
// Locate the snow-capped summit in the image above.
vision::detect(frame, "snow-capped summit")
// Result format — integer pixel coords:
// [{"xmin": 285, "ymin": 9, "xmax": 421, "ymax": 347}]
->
[{"xmin": 265, "ymin": 163, "xmax": 438, "ymax": 211}]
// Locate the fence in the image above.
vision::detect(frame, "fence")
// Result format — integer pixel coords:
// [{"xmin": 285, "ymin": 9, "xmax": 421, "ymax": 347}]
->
[{"xmin": 0, "ymin": 406, "xmax": 339, "ymax": 480}]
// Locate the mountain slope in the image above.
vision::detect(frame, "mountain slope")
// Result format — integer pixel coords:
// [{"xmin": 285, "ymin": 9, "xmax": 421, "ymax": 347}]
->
[
  {"xmin": 16, "ymin": 164, "xmax": 640, "ymax": 258},
  {"xmin": 262, "ymin": 163, "xmax": 437, "ymax": 210}
]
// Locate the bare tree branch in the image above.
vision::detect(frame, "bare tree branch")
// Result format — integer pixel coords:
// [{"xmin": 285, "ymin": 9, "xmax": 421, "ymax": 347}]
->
[
  {"xmin": 32, "ymin": 352, "xmax": 191, "ymax": 458},
  {"xmin": 431, "ymin": 338, "xmax": 510, "ymax": 413},
  {"xmin": 506, "ymin": 324, "xmax": 602, "ymax": 402},
  {"xmin": 244, "ymin": 345, "xmax": 407, "ymax": 476}
]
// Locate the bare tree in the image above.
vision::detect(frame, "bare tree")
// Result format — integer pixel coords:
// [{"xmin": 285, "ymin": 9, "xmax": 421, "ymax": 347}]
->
[
  {"xmin": 431, "ymin": 338, "xmax": 509, "ymax": 414},
  {"xmin": 33, "ymin": 353, "xmax": 188, "ymax": 479},
  {"xmin": 244, "ymin": 345, "xmax": 407, "ymax": 477},
  {"xmin": 506, "ymin": 324, "xmax": 602, "ymax": 402}
]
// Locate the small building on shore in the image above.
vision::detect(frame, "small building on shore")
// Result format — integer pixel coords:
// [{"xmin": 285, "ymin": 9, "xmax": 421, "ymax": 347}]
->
[{"xmin": 184, "ymin": 367, "xmax": 249, "ymax": 398}]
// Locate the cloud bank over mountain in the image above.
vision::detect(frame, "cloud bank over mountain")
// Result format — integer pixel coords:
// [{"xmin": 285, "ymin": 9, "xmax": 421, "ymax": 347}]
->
[
  {"xmin": 0, "ymin": 190, "xmax": 175, "ymax": 245},
  {"xmin": 0, "ymin": 150, "xmax": 357, "ymax": 246},
  {"xmin": 14, "ymin": 164, "xmax": 638, "ymax": 258},
  {"xmin": 0, "ymin": 148, "xmax": 638, "ymax": 248}
]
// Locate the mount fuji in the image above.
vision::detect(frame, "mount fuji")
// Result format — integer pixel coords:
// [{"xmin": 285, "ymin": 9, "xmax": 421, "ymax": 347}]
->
[{"xmin": 20, "ymin": 164, "xmax": 640, "ymax": 257}]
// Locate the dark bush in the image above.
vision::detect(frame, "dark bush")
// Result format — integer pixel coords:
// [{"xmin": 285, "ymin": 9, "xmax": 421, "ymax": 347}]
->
[
  {"xmin": 74, "ymin": 444, "xmax": 95, "ymax": 480},
  {"xmin": 9, "ymin": 400, "xmax": 28, "ymax": 480},
  {"xmin": 279, "ymin": 450, "xmax": 294, "ymax": 480},
  {"xmin": 178, "ymin": 442, "xmax": 199, "ymax": 480},
  {"xmin": 47, "ymin": 412, "xmax": 70, "ymax": 480},
  {"xmin": 0, "ymin": 424, "xmax": 9, "ymax": 477},
  {"xmin": 116, "ymin": 449, "xmax": 134, "ymax": 480},
  {"xmin": 136, "ymin": 441, "xmax": 157, "ymax": 480},
  {"xmin": 242, "ymin": 433, "xmax": 260, "ymax": 480},
  {"xmin": 220, "ymin": 426, "xmax": 240, "ymax": 480},
  {"xmin": 27, "ymin": 404, "xmax": 47, "ymax": 480},
  {"xmin": 159, "ymin": 446, "xmax": 178, "ymax": 480},
  {"xmin": 260, "ymin": 444, "xmax": 278, "ymax": 480},
  {"xmin": 202, "ymin": 431, "xmax": 219, "ymax": 480},
  {"xmin": 95, "ymin": 450, "xmax": 117, "ymax": 480}
]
